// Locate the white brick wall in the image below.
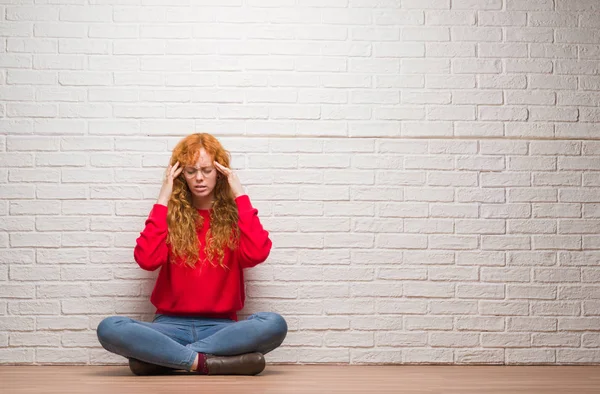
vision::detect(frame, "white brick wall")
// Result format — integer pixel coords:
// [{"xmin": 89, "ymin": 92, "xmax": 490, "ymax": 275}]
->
[{"xmin": 1, "ymin": 0, "xmax": 600, "ymax": 366}]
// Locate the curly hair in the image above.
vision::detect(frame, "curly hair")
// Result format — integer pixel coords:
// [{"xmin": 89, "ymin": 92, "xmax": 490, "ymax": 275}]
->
[{"xmin": 166, "ymin": 133, "xmax": 240, "ymax": 269}]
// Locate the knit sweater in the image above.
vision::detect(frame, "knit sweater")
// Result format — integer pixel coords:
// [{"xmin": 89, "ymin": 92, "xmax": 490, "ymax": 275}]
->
[{"xmin": 133, "ymin": 194, "xmax": 271, "ymax": 321}]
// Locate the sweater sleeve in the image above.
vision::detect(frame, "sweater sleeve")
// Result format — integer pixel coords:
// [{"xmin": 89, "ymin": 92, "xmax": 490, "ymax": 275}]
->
[
  {"xmin": 134, "ymin": 204, "xmax": 169, "ymax": 271},
  {"xmin": 234, "ymin": 194, "xmax": 272, "ymax": 269}
]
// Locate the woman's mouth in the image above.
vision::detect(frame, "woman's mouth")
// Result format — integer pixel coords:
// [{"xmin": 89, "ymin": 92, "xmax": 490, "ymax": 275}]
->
[{"xmin": 194, "ymin": 186, "xmax": 207, "ymax": 192}]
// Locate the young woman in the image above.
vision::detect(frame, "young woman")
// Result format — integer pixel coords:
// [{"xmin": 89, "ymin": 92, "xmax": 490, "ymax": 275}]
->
[{"xmin": 96, "ymin": 133, "xmax": 287, "ymax": 376}]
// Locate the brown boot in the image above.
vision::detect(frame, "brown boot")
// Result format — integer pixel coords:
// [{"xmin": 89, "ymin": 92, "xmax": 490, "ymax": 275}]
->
[
  {"xmin": 204, "ymin": 352, "xmax": 265, "ymax": 376},
  {"xmin": 128, "ymin": 358, "xmax": 174, "ymax": 376}
]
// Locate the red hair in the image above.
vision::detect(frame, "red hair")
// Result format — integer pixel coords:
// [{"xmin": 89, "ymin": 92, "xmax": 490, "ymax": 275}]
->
[{"xmin": 166, "ymin": 133, "xmax": 240, "ymax": 268}]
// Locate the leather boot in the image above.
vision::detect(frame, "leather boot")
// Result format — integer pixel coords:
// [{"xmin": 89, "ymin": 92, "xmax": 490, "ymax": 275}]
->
[
  {"xmin": 128, "ymin": 358, "xmax": 174, "ymax": 376},
  {"xmin": 205, "ymin": 352, "xmax": 265, "ymax": 375}
]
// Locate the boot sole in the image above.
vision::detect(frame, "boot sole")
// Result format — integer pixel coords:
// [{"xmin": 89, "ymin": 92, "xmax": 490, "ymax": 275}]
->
[{"xmin": 206, "ymin": 352, "xmax": 266, "ymax": 376}]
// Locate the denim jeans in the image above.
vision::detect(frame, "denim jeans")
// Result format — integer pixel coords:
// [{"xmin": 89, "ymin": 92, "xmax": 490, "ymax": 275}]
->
[{"xmin": 96, "ymin": 312, "xmax": 288, "ymax": 371}]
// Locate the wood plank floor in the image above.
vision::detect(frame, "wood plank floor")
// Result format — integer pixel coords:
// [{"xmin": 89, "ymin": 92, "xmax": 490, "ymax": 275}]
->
[{"xmin": 3, "ymin": 365, "xmax": 600, "ymax": 394}]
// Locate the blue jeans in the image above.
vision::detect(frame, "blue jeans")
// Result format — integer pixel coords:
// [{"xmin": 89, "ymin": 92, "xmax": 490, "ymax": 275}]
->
[{"xmin": 96, "ymin": 312, "xmax": 288, "ymax": 371}]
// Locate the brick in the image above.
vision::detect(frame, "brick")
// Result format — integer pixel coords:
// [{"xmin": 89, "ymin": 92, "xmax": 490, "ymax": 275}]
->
[
  {"xmin": 455, "ymin": 122, "xmax": 503, "ymax": 137},
  {"xmin": 479, "ymin": 11, "xmax": 526, "ymax": 26},
  {"xmin": 427, "ymin": 42, "xmax": 475, "ymax": 57},
  {"xmin": 452, "ymin": 0, "xmax": 502, "ymax": 9},
  {"xmin": 508, "ymin": 220, "xmax": 557, "ymax": 234},
  {"xmin": 534, "ymin": 236, "xmax": 582, "ymax": 250},
  {"xmin": 430, "ymin": 300, "xmax": 478, "ymax": 315},
  {"xmin": 455, "ymin": 349, "xmax": 504, "ymax": 364},
  {"xmin": 481, "ymin": 204, "xmax": 531, "ymax": 219},
  {"xmin": 456, "ymin": 316, "xmax": 504, "ymax": 331},
  {"xmin": 478, "ymin": 43, "xmax": 527, "ymax": 58},
  {"xmin": 534, "ymin": 204, "xmax": 581, "ymax": 219},
  {"xmin": 403, "ymin": 349, "xmax": 453, "ymax": 363},
  {"xmin": 404, "ymin": 316, "xmax": 453, "ymax": 330},
  {"xmin": 506, "ymin": 349, "xmax": 555, "ymax": 364},
  {"xmin": 481, "ymin": 332, "xmax": 530, "ymax": 347},
  {"xmin": 0, "ymin": 349, "xmax": 34, "ymax": 364},
  {"xmin": 530, "ymin": 43, "xmax": 577, "ymax": 58},
  {"xmin": 507, "ymin": 285, "xmax": 556, "ymax": 300},
  {"xmin": 452, "ymin": 27, "xmax": 501, "ymax": 42}
]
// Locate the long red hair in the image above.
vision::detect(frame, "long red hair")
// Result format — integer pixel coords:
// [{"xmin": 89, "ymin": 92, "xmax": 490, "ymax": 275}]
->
[{"xmin": 166, "ymin": 133, "xmax": 240, "ymax": 268}]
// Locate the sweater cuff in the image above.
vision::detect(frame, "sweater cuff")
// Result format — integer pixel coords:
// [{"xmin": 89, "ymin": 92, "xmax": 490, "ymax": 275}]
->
[
  {"xmin": 234, "ymin": 194, "xmax": 252, "ymax": 212},
  {"xmin": 150, "ymin": 203, "xmax": 168, "ymax": 219}
]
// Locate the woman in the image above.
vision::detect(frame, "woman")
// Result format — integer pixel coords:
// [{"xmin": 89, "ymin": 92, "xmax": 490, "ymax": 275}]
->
[{"xmin": 96, "ymin": 133, "xmax": 287, "ymax": 376}]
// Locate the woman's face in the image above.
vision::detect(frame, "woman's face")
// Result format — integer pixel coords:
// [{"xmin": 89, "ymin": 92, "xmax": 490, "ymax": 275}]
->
[{"xmin": 182, "ymin": 148, "xmax": 219, "ymax": 200}]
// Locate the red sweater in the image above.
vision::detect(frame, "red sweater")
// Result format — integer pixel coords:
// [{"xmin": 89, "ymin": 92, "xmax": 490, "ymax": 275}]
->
[{"xmin": 133, "ymin": 195, "xmax": 271, "ymax": 321}]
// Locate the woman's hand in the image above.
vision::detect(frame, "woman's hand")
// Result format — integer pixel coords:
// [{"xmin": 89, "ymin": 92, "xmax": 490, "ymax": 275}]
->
[
  {"xmin": 214, "ymin": 161, "xmax": 244, "ymax": 198},
  {"xmin": 157, "ymin": 161, "xmax": 183, "ymax": 206}
]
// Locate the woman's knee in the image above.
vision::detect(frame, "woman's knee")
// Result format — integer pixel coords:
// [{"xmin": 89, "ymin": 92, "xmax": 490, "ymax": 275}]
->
[
  {"xmin": 253, "ymin": 312, "xmax": 288, "ymax": 343},
  {"xmin": 96, "ymin": 316, "xmax": 128, "ymax": 347}
]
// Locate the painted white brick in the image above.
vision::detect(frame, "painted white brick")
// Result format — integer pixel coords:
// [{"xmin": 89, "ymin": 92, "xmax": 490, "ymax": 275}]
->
[
  {"xmin": 0, "ymin": 349, "xmax": 35, "ymax": 364},
  {"xmin": 402, "ymin": 27, "xmax": 450, "ymax": 42},
  {"xmin": 9, "ymin": 300, "xmax": 60, "ymax": 315},
  {"xmin": 403, "ymin": 349, "xmax": 453, "ymax": 363},
  {"xmin": 455, "ymin": 316, "xmax": 504, "ymax": 331},
  {"xmin": 36, "ymin": 184, "xmax": 88, "ymax": 200},
  {"xmin": 429, "ymin": 300, "xmax": 477, "ymax": 315},
  {"xmin": 375, "ymin": 234, "xmax": 427, "ymax": 249},
  {"xmin": 404, "ymin": 316, "xmax": 453, "ymax": 331},
  {"xmin": 530, "ymin": 107, "xmax": 578, "ymax": 122},
  {"xmin": 479, "ymin": 11, "xmax": 526, "ymax": 26},
  {"xmin": 481, "ymin": 332, "xmax": 531, "ymax": 346},
  {"xmin": 478, "ymin": 43, "xmax": 528, "ymax": 58},
  {"xmin": 505, "ymin": 91, "xmax": 555, "ymax": 106},
  {"xmin": 534, "ymin": 203, "xmax": 581, "ymax": 219},
  {"xmin": 6, "ymin": 38, "xmax": 55, "ymax": 54},
  {"xmin": 427, "ymin": 105, "xmax": 475, "ymax": 121},
  {"xmin": 507, "ymin": 220, "xmax": 555, "ymax": 236},
  {"xmin": 531, "ymin": 43, "xmax": 577, "ymax": 59},
  {"xmin": 6, "ymin": 103, "xmax": 57, "ymax": 118},
  {"xmin": 428, "ymin": 172, "xmax": 477, "ymax": 187},
  {"xmin": 453, "ymin": 59, "xmax": 501, "ymax": 74},
  {"xmin": 508, "ymin": 156, "xmax": 556, "ymax": 171},
  {"xmin": 509, "ymin": 188, "xmax": 557, "ymax": 203},
  {"xmin": 452, "ymin": 0, "xmax": 502, "ymax": 9},
  {"xmin": 508, "ymin": 317, "xmax": 557, "ymax": 332},
  {"xmin": 452, "ymin": 27, "xmax": 501, "ymax": 42},
  {"xmin": 456, "ymin": 188, "xmax": 505, "ymax": 203},
  {"xmin": 455, "ymin": 349, "xmax": 504, "ymax": 364},
  {"xmin": 426, "ymin": 75, "xmax": 476, "ymax": 89},
  {"xmin": 453, "ymin": 90, "xmax": 503, "ymax": 105},
  {"xmin": 479, "ymin": 74, "xmax": 527, "ymax": 89},
  {"xmin": 455, "ymin": 122, "xmax": 503, "ymax": 137},
  {"xmin": 404, "ymin": 219, "xmax": 452, "ymax": 234},
  {"xmin": 456, "ymin": 155, "xmax": 504, "ymax": 170},
  {"xmin": 9, "ymin": 201, "xmax": 59, "ymax": 216},
  {"xmin": 506, "ymin": 349, "xmax": 555, "ymax": 364},
  {"xmin": 481, "ymin": 173, "xmax": 530, "ymax": 187},
  {"xmin": 533, "ymin": 235, "xmax": 582, "ymax": 250},
  {"xmin": 507, "ymin": 285, "xmax": 556, "ymax": 300},
  {"xmin": 375, "ymin": 332, "xmax": 426, "ymax": 349},
  {"xmin": 427, "ymin": 10, "xmax": 475, "ymax": 25},
  {"xmin": 427, "ymin": 42, "xmax": 475, "ymax": 58},
  {"xmin": 403, "ymin": 0, "xmax": 450, "ymax": 9},
  {"xmin": 481, "ymin": 235, "xmax": 531, "ymax": 250},
  {"xmin": 506, "ymin": 27, "xmax": 553, "ymax": 43},
  {"xmin": 429, "ymin": 235, "xmax": 478, "ymax": 250}
]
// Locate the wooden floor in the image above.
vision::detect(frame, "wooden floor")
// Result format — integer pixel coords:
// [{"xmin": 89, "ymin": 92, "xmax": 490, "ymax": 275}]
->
[{"xmin": 3, "ymin": 365, "xmax": 600, "ymax": 393}]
